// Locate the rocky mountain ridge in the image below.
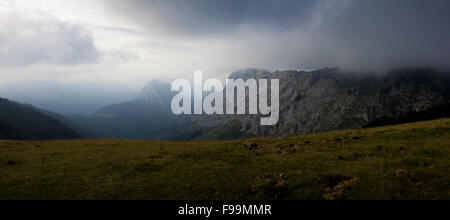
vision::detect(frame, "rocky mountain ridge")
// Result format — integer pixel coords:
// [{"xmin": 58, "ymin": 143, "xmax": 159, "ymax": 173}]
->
[{"xmin": 191, "ymin": 68, "xmax": 450, "ymax": 137}]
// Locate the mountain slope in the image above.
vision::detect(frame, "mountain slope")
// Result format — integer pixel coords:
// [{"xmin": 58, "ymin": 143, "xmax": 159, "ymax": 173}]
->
[{"xmin": 0, "ymin": 98, "xmax": 81, "ymax": 140}]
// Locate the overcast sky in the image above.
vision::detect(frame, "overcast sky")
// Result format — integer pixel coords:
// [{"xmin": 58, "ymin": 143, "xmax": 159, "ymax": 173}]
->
[{"xmin": 0, "ymin": 0, "xmax": 449, "ymax": 89}]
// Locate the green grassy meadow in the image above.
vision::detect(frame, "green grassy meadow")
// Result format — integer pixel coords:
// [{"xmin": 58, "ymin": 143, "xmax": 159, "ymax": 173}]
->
[{"xmin": 1, "ymin": 119, "xmax": 449, "ymax": 200}]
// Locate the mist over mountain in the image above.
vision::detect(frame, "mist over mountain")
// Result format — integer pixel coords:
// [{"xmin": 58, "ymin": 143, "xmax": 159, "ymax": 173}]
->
[
  {"xmin": 2, "ymin": 0, "xmax": 450, "ymax": 89},
  {"xmin": 66, "ymin": 67, "xmax": 450, "ymax": 141},
  {"xmin": 0, "ymin": 81, "xmax": 138, "ymax": 115}
]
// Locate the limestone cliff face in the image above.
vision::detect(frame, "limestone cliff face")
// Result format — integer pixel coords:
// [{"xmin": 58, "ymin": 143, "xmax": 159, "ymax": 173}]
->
[{"xmin": 192, "ymin": 68, "xmax": 450, "ymax": 137}]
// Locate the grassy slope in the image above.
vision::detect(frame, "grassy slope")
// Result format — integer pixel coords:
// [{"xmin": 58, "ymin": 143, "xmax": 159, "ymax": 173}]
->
[{"xmin": 0, "ymin": 119, "xmax": 449, "ymax": 200}]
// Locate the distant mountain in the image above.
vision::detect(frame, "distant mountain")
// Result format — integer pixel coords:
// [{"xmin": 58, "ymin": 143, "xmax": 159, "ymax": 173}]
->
[
  {"xmin": 69, "ymin": 67, "xmax": 450, "ymax": 140},
  {"xmin": 0, "ymin": 98, "xmax": 81, "ymax": 140},
  {"xmin": 69, "ymin": 80, "xmax": 191, "ymax": 139}
]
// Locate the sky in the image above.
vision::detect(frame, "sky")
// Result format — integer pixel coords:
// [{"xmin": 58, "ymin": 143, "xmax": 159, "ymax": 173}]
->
[{"xmin": 0, "ymin": 0, "xmax": 449, "ymax": 92}]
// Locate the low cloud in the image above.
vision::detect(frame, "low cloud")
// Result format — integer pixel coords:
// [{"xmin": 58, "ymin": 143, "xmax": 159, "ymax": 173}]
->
[{"xmin": 0, "ymin": 13, "xmax": 99, "ymax": 66}]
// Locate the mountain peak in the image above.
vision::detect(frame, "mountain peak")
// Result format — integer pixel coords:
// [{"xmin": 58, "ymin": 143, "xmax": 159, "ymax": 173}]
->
[{"xmin": 138, "ymin": 80, "xmax": 174, "ymax": 108}]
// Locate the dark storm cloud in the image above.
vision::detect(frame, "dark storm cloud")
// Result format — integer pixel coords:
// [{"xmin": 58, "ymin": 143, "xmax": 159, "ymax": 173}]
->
[
  {"xmin": 0, "ymin": 14, "xmax": 99, "ymax": 66},
  {"xmin": 315, "ymin": 0, "xmax": 450, "ymax": 70},
  {"xmin": 105, "ymin": 0, "xmax": 450, "ymax": 71},
  {"xmin": 106, "ymin": 0, "xmax": 318, "ymax": 35}
]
